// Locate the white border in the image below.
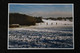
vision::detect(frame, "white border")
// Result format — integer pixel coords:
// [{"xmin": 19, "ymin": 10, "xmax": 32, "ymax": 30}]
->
[{"xmin": 8, "ymin": 3, "xmax": 74, "ymax": 50}]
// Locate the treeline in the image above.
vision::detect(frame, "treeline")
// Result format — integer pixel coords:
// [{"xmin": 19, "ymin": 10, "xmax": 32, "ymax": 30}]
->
[
  {"xmin": 43, "ymin": 17, "xmax": 72, "ymax": 22},
  {"xmin": 9, "ymin": 13, "xmax": 43, "ymax": 26}
]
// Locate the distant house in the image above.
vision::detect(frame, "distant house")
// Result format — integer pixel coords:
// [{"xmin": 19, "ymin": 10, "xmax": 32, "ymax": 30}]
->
[{"xmin": 9, "ymin": 24, "xmax": 19, "ymax": 28}]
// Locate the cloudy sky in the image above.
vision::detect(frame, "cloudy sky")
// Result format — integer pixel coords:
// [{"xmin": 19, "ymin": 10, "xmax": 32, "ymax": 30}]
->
[{"xmin": 9, "ymin": 4, "xmax": 73, "ymax": 18}]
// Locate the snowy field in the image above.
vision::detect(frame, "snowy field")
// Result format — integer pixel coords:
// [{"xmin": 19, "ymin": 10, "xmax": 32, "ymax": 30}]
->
[{"xmin": 8, "ymin": 19, "xmax": 73, "ymax": 48}]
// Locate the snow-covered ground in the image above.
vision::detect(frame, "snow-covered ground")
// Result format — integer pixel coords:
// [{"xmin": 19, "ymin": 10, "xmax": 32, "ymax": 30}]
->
[
  {"xmin": 9, "ymin": 19, "xmax": 73, "ymax": 48},
  {"xmin": 29, "ymin": 19, "xmax": 73, "ymax": 28},
  {"xmin": 42, "ymin": 19, "xmax": 73, "ymax": 25}
]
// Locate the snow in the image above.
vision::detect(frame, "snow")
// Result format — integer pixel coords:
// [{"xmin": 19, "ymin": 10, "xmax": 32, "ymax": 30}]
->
[
  {"xmin": 29, "ymin": 19, "xmax": 73, "ymax": 28},
  {"xmin": 42, "ymin": 19, "xmax": 72, "ymax": 25},
  {"xmin": 9, "ymin": 19, "xmax": 73, "ymax": 48}
]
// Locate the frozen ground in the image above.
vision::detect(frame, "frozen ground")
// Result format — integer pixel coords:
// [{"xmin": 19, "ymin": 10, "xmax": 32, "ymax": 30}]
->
[{"xmin": 9, "ymin": 19, "xmax": 73, "ymax": 48}]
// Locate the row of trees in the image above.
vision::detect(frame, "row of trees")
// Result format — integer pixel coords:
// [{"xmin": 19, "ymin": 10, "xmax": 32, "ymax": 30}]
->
[
  {"xmin": 9, "ymin": 13, "xmax": 73, "ymax": 26},
  {"xmin": 43, "ymin": 17, "xmax": 72, "ymax": 21},
  {"xmin": 9, "ymin": 13, "xmax": 43, "ymax": 26}
]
